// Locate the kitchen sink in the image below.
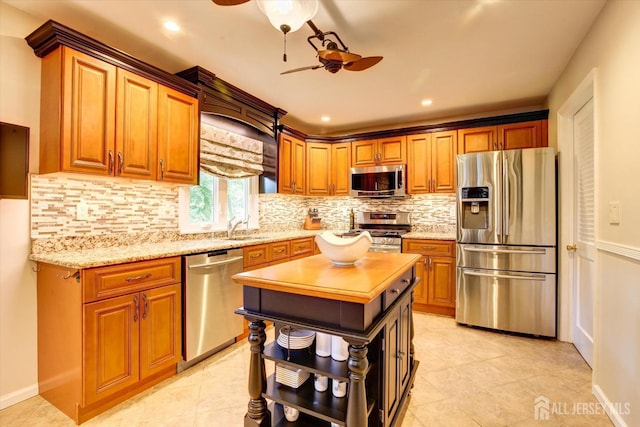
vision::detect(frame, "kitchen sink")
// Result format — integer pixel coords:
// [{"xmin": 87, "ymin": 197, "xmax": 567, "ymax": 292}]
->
[{"xmin": 227, "ymin": 235, "xmax": 266, "ymax": 241}]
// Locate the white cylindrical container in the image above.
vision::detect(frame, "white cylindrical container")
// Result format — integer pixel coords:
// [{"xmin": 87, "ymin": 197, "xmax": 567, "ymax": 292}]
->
[
  {"xmin": 315, "ymin": 332, "xmax": 331, "ymax": 357},
  {"xmin": 331, "ymin": 335, "xmax": 349, "ymax": 361},
  {"xmin": 332, "ymin": 379, "xmax": 347, "ymax": 398},
  {"xmin": 314, "ymin": 374, "xmax": 328, "ymax": 392}
]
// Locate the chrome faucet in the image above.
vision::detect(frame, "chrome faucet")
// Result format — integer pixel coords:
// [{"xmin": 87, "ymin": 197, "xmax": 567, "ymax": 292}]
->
[{"xmin": 227, "ymin": 215, "xmax": 250, "ymax": 239}]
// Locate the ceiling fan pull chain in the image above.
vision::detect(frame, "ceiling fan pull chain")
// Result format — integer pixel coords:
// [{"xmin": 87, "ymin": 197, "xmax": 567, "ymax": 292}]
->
[{"xmin": 283, "ymin": 33, "xmax": 287, "ymax": 62}]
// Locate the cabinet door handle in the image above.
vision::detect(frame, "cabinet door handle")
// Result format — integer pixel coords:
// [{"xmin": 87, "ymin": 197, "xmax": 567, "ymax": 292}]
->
[
  {"xmin": 133, "ymin": 295, "xmax": 139, "ymax": 322},
  {"xmin": 141, "ymin": 293, "xmax": 148, "ymax": 319},
  {"xmin": 126, "ymin": 273, "xmax": 152, "ymax": 282},
  {"xmin": 391, "ymin": 288, "xmax": 400, "ymax": 294},
  {"xmin": 250, "ymin": 253, "xmax": 263, "ymax": 259},
  {"xmin": 159, "ymin": 159, "xmax": 165, "ymax": 180},
  {"xmin": 428, "ymin": 257, "xmax": 432, "ymax": 271},
  {"xmin": 117, "ymin": 151, "xmax": 123, "ymax": 175},
  {"xmin": 108, "ymin": 150, "xmax": 114, "ymax": 174}
]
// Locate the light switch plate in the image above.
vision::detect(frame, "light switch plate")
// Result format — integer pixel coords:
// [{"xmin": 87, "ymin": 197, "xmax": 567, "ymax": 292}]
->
[{"xmin": 608, "ymin": 201, "xmax": 620, "ymax": 225}]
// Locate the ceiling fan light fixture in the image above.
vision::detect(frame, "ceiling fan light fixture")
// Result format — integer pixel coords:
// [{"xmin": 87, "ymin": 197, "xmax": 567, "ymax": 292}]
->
[{"xmin": 257, "ymin": 0, "xmax": 319, "ymax": 34}]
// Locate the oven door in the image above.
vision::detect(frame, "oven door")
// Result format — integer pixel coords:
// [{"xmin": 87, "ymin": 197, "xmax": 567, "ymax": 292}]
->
[{"xmin": 369, "ymin": 244, "xmax": 401, "ymax": 253}]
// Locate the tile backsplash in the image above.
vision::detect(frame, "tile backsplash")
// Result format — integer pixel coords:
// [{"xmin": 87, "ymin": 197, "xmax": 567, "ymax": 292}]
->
[{"xmin": 30, "ymin": 175, "xmax": 455, "ymax": 251}]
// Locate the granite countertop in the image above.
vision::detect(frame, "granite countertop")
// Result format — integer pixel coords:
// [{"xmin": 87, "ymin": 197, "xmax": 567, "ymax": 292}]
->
[
  {"xmin": 403, "ymin": 231, "xmax": 456, "ymax": 240},
  {"xmin": 29, "ymin": 230, "xmax": 328, "ymax": 269},
  {"xmin": 29, "ymin": 229, "xmax": 456, "ymax": 270}
]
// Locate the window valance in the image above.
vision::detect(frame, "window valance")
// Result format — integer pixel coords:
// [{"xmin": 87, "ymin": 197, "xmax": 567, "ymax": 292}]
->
[{"xmin": 200, "ymin": 122, "xmax": 264, "ymax": 178}]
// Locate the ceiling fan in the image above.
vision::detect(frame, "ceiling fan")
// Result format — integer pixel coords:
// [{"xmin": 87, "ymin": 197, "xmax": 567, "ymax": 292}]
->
[
  {"xmin": 211, "ymin": 1, "xmax": 383, "ymax": 74},
  {"xmin": 281, "ymin": 21, "xmax": 383, "ymax": 75}
]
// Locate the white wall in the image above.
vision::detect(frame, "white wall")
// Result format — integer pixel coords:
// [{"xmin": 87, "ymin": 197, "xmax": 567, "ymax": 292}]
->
[
  {"xmin": 0, "ymin": 2, "xmax": 42, "ymax": 409},
  {"xmin": 547, "ymin": 1, "xmax": 640, "ymax": 426}
]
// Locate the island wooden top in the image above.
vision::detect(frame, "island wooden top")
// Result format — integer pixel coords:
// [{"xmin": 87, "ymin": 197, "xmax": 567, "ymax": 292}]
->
[{"xmin": 232, "ymin": 252, "xmax": 421, "ymax": 304}]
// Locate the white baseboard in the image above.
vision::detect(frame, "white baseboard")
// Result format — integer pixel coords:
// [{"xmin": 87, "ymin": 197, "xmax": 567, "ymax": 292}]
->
[
  {"xmin": 0, "ymin": 384, "xmax": 39, "ymax": 410},
  {"xmin": 593, "ymin": 383, "xmax": 629, "ymax": 427}
]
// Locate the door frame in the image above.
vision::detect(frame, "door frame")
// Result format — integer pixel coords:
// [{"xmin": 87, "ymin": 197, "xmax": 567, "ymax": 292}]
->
[{"xmin": 556, "ymin": 68, "xmax": 598, "ymax": 344}]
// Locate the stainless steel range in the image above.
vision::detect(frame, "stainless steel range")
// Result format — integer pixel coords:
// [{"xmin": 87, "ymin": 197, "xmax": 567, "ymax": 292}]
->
[{"xmin": 343, "ymin": 211, "xmax": 411, "ymax": 253}]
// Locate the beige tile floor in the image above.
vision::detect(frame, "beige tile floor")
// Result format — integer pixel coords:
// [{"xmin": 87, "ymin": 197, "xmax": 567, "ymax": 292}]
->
[{"xmin": 0, "ymin": 313, "xmax": 613, "ymax": 426}]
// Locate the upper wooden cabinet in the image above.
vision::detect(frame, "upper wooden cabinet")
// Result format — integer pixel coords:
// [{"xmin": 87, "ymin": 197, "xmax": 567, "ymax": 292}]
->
[
  {"xmin": 40, "ymin": 47, "xmax": 116, "ymax": 176},
  {"xmin": 278, "ymin": 134, "xmax": 306, "ymax": 195},
  {"xmin": 305, "ymin": 142, "xmax": 351, "ymax": 196},
  {"xmin": 352, "ymin": 136, "xmax": 406, "ymax": 167},
  {"xmin": 37, "ymin": 45, "xmax": 198, "ymax": 184},
  {"xmin": 157, "ymin": 86, "xmax": 199, "ymax": 184},
  {"xmin": 457, "ymin": 120, "xmax": 548, "ymax": 154},
  {"xmin": 116, "ymin": 69, "xmax": 158, "ymax": 179},
  {"xmin": 407, "ymin": 131, "xmax": 456, "ymax": 194}
]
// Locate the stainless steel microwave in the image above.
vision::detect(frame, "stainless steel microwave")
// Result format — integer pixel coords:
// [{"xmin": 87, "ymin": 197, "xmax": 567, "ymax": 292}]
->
[{"xmin": 350, "ymin": 165, "xmax": 406, "ymax": 198}]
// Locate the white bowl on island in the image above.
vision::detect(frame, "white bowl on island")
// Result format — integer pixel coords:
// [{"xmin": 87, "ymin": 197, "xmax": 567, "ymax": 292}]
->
[{"xmin": 315, "ymin": 231, "xmax": 372, "ymax": 266}]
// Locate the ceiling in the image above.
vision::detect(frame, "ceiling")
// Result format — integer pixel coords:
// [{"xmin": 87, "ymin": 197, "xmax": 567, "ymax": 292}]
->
[{"xmin": 5, "ymin": 0, "xmax": 606, "ymax": 136}]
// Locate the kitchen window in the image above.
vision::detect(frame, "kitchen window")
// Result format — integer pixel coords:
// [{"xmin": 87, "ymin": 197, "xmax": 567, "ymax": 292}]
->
[{"xmin": 179, "ymin": 170, "xmax": 259, "ymax": 234}]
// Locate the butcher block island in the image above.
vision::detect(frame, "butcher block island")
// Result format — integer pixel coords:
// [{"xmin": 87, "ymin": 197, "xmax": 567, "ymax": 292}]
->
[{"xmin": 232, "ymin": 252, "xmax": 421, "ymax": 427}]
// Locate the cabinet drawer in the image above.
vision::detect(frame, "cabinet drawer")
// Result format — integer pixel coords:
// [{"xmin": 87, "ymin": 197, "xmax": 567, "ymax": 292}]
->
[
  {"xmin": 383, "ymin": 267, "xmax": 414, "ymax": 310},
  {"xmin": 269, "ymin": 241, "xmax": 290, "ymax": 262},
  {"xmin": 290, "ymin": 237, "xmax": 314, "ymax": 257},
  {"xmin": 244, "ymin": 244, "xmax": 270, "ymax": 268},
  {"xmin": 402, "ymin": 239, "xmax": 455, "ymax": 257},
  {"xmin": 83, "ymin": 257, "xmax": 180, "ymax": 303}
]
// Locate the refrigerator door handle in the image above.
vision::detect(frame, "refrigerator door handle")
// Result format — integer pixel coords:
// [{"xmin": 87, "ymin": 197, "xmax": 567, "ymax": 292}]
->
[
  {"xmin": 462, "ymin": 269, "xmax": 547, "ymax": 281},
  {"xmin": 462, "ymin": 247, "xmax": 548, "ymax": 255},
  {"xmin": 503, "ymin": 155, "xmax": 509, "ymax": 237}
]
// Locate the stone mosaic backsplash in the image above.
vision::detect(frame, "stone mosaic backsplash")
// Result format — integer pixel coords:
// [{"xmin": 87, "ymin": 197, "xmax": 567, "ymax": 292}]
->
[{"xmin": 30, "ymin": 175, "xmax": 455, "ymax": 252}]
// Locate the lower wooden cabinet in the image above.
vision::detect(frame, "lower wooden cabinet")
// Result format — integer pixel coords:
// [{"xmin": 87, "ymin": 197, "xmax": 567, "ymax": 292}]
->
[
  {"xmin": 37, "ymin": 257, "xmax": 182, "ymax": 424},
  {"xmin": 402, "ymin": 239, "xmax": 456, "ymax": 317},
  {"xmin": 384, "ymin": 292, "xmax": 412, "ymax": 423}
]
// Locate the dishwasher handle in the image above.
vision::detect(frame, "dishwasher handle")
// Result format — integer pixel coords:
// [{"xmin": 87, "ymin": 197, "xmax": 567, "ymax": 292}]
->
[{"xmin": 188, "ymin": 256, "xmax": 244, "ymax": 270}]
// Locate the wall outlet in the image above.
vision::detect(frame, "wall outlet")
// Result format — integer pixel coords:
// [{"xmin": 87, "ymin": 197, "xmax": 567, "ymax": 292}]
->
[
  {"xmin": 76, "ymin": 202, "xmax": 89, "ymax": 220},
  {"xmin": 608, "ymin": 201, "xmax": 620, "ymax": 225}
]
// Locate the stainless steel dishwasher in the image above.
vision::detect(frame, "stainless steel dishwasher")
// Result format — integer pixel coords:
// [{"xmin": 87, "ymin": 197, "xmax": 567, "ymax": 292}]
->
[{"xmin": 181, "ymin": 248, "xmax": 244, "ymax": 369}]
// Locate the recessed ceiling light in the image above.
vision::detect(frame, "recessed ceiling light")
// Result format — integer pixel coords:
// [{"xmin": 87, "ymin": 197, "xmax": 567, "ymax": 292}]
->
[
  {"xmin": 163, "ymin": 21, "xmax": 181, "ymax": 32},
  {"xmin": 321, "ymin": 116, "xmax": 330, "ymax": 122},
  {"xmin": 421, "ymin": 99, "xmax": 433, "ymax": 106}
]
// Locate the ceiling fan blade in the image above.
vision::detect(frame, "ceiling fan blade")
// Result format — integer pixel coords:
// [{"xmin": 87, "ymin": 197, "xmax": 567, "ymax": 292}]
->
[
  {"xmin": 281, "ymin": 65, "xmax": 323, "ymax": 75},
  {"xmin": 211, "ymin": 0, "xmax": 250, "ymax": 5},
  {"xmin": 344, "ymin": 56, "xmax": 383, "ymax": 71},
  {"xmin": 318, "ymin": 49, "xmax": 361, "ymax": 64}
]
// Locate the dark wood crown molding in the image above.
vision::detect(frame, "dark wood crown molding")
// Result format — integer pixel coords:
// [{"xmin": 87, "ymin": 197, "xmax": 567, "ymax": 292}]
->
[
  {"xmin": 177, "ymin": 66, "xmax": 286, "ymax": 138},
  {"xmin": 300, "ymin": 110, "xmax": 550, "ymax": 143},
  {"xmin": 25, "ymin": 20, "xmax": 199, "ymax": 98}
]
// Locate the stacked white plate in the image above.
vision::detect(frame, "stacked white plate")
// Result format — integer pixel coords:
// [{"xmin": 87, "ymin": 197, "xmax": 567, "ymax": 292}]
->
[
  {"xmin": 277, "ymin": 328, "xmax": 315, "ymax": 350},
  {"xmin": 275, "ymin": 364, "xmax": 310, "ymax": 389}
]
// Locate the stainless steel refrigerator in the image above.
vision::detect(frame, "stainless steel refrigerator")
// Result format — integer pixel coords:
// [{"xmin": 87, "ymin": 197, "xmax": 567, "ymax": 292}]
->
[{"xmin": 456, "ymin": 147, "xmax": 557, "ymax": 337}]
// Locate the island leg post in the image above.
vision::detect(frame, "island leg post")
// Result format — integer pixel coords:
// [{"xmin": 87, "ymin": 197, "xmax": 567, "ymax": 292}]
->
[
  {"xmin": 244, "ymin": 318, "xmax": 270, "ymax": 427},
  {"xmin": 345, "ymin": 340, "xmax": 369, "ymax": 426}
]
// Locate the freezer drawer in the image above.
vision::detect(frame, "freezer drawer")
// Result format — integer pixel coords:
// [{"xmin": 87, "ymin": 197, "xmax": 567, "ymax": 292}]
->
[
  {"xmin": 457, "ymin": 244, "xmax": 556, "ymax": 274},
  {"xmin": 456, "ymin": 267, "xmax": 556, "ymax": 337}
]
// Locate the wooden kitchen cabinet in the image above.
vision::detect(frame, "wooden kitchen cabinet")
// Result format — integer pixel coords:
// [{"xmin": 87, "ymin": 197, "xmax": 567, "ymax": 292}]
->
[
  {"xmin": 157, "ymin": 85, "xmax": 199, "ymax": 184},
  {"xmin": 278, "ymin": 134, "xmax": 306, "ymax": 194},
  {"xmin": 352, "ymin": 135, "xmax": 407, "ymax": 166},
  {"xmin": 38, "ymin": 45, "xmax": 198, "ymax": 184},
  {"xmin": 40, "ymin": 46, "xmax": 116, "ymax": 175},
  {"xmin": 116, "ymin": 69, "xmax": 158, "ymax": 179},
  {"xmin": 243, "ymin": 237, "xmax": 315, "ymax": 270},
  {"xmin": 402, "ymin": 239, "xmax": 456, "ymax": 316},
  {"xmin": 305, "ymin": 142, "xmax": 351, "ymax": 196},
  {"xmin": 457, "ymin": 120, "xmax": 548, "ymax": 154},
  {"xmin": 407, "ymin": 131, "xmax": 456, "ymax": 194},
  {"xmin": 37, "ymin": 257, "xmax": 182, "ymax": 424}
]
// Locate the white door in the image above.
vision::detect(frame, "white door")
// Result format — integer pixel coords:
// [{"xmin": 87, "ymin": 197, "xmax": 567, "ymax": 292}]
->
[{"xmin": 570, "ymin": 97, "xmax": 595, "ymax": 367}]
